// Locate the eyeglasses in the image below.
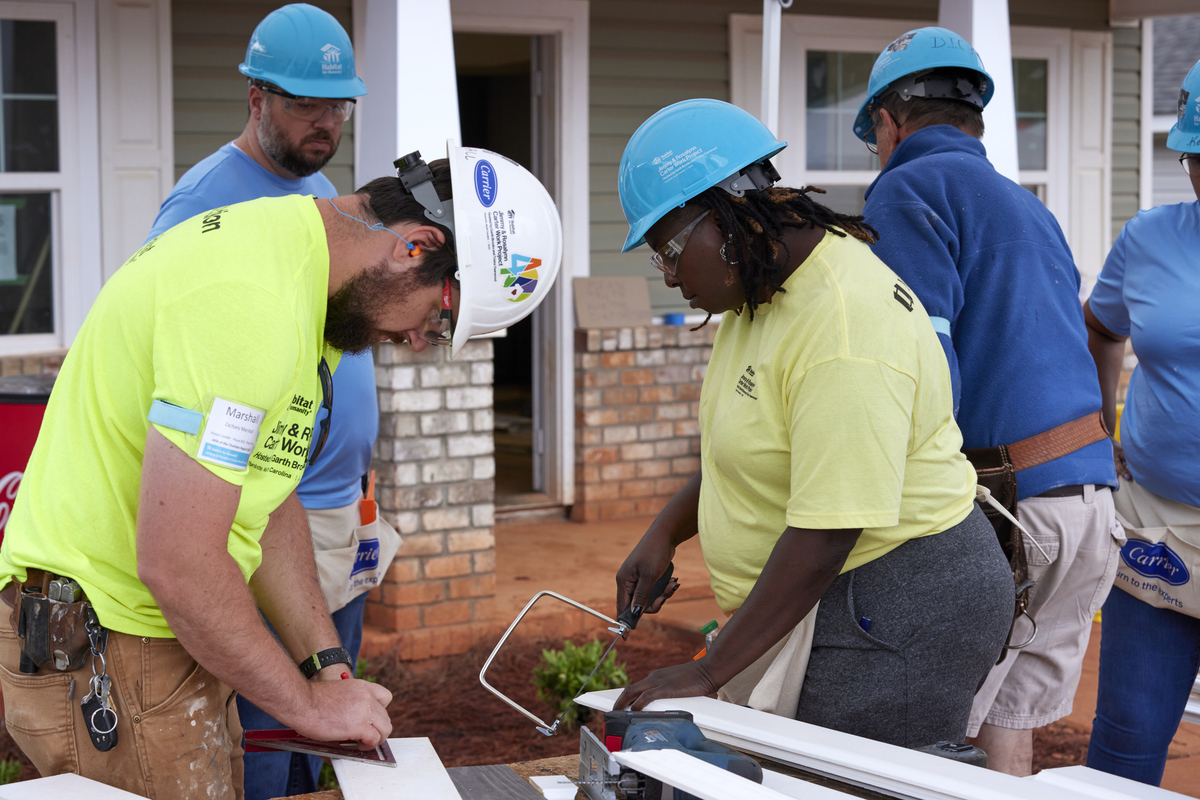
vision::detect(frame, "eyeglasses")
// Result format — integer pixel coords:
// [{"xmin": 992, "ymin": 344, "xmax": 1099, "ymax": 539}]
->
[
  {"xmin": 420, "ymin": 277, "xmax": 455, "ymax": 347},
  {"xmin": 260, "ymin": 85, "xmax": 355, "ymax": 123},
  {"xmin": 1179, "ymin": 153, "xmax": 1200, "ymax": 175},
  {"xmin": 308, "ymin": 357, "xmax": 333, "ymax": 465},
  {"xmin": 651, "ymin": 210, "xmax": 712, "ymax": 277}
]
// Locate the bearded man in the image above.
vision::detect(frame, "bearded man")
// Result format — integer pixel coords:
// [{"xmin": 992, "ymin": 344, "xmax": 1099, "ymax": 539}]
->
[{"xmin": 143, "ymin": 6, "xmax": 391, "ymax": 798}]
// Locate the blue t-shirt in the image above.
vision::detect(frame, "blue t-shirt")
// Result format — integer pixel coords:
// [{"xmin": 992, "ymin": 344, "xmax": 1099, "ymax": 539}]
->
[
  {"xmin": 146, "ymin": 143, "xmax": 378, "ymax": 509},
  {"xmin": 1089, "ymin": 202, "xmax": 1200, "ymax": 508},
  {"xmin": 863, "ymin": 126, "xmax": 1115, "ymax": 500}
]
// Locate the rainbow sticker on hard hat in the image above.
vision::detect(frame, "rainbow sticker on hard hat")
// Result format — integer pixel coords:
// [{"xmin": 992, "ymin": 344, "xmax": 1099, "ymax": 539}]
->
[{"xmin": 503, "ymin": 254, "xmax": 540, "ymax": 302}]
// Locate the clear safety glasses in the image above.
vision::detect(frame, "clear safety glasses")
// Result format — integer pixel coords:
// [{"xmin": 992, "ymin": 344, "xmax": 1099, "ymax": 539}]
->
[
  {"xmin": 261, "ymin": 85, "xmax": 355, "ymax": 123},
  {"xmin": 651, "ymin": 209, "xmax": 712, "ymax": 277},
  {"xmin": 1179, "ymin": 153, "xmax": 1200, "ymax": 176},
  {"xmin": 420, "ymin": 277, "xmax": 455, "ymax": 347}
]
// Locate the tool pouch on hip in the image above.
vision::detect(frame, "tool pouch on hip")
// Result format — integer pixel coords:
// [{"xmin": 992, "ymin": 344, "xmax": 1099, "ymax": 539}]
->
[
  {"xmin": 10, "ymin": 578, "xmax": 94, "ymax": 673},
  {"xmin": 962, "ymin": 445, "xmax": 1033, "ymax": 657}
]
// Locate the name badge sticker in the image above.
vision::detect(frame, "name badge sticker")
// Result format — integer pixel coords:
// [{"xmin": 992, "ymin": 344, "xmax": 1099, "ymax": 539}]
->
[{"xmin": 198, "ymin": 397, "xmax": 265, "ymax": 470}]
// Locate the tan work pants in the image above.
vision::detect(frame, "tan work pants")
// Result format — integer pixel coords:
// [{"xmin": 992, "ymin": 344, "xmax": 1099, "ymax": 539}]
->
[{"xmin": 0, "ymin": 621, "xmax": 244, "ymax": 799}]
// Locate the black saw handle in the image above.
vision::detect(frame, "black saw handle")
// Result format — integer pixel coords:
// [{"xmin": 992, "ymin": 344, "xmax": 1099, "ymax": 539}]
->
[{"xmin": 618, "ymin": 561, "xmax": 674, "ymax": 632}]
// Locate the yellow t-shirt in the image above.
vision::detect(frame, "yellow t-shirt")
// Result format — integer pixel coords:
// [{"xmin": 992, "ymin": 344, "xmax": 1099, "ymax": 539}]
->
[
  {"xmin": 0, "ymin": 195, "xmax": 338, "ymax": 637},
  {"xmin": 699, "ymin": 230, "xmax": 976, "ymax": 614}
]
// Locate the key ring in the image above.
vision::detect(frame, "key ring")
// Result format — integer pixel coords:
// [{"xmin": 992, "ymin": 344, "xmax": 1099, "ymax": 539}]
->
[
  {"xmin": 90, "ymin": 705, "xmax": 118, "ymax": 735},
  {"xmin": 90, "ymin": 649, "xmax": 106, "ymax": 677}
]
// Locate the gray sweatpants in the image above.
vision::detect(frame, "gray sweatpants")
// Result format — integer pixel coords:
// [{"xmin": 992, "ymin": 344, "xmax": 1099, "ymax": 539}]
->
[{"xmin": 796, "ymin": 504, "xmax": 1013, "ymax": 748}]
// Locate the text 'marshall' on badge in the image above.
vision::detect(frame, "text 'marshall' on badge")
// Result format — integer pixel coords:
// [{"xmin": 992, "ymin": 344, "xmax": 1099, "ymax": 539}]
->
[
  {"xmin": 198, "ymin": 397, "xmax": 265, "ymax": 470},
  {"xmin": 573, "ymin": 277, "xmax": 653, "ymax": 329}
]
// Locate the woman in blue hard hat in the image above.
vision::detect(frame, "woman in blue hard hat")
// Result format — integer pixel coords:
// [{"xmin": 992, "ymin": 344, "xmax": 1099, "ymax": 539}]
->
[
  {"xmin": 612, "ymin": 99, "xmax": 1013, "ymax": 747},
  {"xmin": 1083, "ymin": 57, "xmax": 1200, "ymax": 787}
]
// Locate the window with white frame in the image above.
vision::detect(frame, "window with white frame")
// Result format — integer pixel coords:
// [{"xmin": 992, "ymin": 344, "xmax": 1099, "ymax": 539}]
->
[
  {"xmin": 0, "ymin": 2, "xmax": 75, "ymax": 354},
  {"xmin": 729, "ymin": 16, "xmax": 1071, "ymax": 221}
]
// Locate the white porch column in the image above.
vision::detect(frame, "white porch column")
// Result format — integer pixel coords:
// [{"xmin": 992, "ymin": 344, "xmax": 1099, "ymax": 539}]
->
[
  {"xmin": 355, "ymin": 0, "xmax": 462, "ymax": 186},
  {"xmin": 939, "ymin": 0, "xmax": 1019, "ymax": 183},
  {"xmin": 759, "ymin": 0, "xmax": 784, "ymax": 136}
]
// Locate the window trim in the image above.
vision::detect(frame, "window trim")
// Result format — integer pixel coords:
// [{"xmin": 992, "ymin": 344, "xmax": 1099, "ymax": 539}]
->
[{"xmin": 728, "ymin": 14, "xmax": 1071, "ymax": 220}]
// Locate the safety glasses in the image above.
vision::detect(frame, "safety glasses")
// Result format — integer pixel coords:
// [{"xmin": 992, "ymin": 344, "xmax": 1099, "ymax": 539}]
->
[
  {"xmin": 651, "ymin": 210, "xmax": 712, "ymax": 277},
  {"xmin": 1179, "ymin": 153, "xmax": 1200, "ymax": 175},
  {"xmin": 261, "ymin": 85, "xmax": 355, "ymax": 123},
  {"xmin": 420, "ymin": 277, "xmax": 455, "ymax": 347},
  {"xmin": 308, "ymin": 357, "xmax": 333, "ymax": 466}
]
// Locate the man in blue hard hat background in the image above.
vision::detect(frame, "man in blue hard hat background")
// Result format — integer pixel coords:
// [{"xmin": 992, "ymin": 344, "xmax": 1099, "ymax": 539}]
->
[
  {"xmin": 146, "ymin": 6, "xmax": 396, "ymax": 797},
  {"xmin": 854, "ymin": 26, "xmax": 1120, "ymax": 777}
]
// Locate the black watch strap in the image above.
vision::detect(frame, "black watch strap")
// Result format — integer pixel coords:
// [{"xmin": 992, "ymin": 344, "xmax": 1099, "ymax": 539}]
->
[{"xmin": 298, "ymin": 647, "xmax": 352, "ymax": 679}]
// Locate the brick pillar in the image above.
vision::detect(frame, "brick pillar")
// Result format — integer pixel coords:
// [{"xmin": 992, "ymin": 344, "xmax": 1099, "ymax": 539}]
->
[
  {"xmin": 0, "ymin": 351, "xmax": 66, "ymax": 377},
  {"xmin": 573, "ymin": 325, "xmax": 715, "ymax": 522},
  {"xmin": 365, "ymin": 340, "xmax": 496, "ymax": 660}
]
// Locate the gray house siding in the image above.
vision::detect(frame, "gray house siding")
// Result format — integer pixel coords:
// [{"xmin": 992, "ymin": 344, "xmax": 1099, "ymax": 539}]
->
[
  {"xmin": 1112, "ymin": 24, "xmax": 1142, "ymax": 240},
  {"xmin": 169, "ymin": 0, "xmax": 356, "ymax": 195},
  {"xmin": 588, "ymin": 0, "xmax": 1120, "ymax": 316}
]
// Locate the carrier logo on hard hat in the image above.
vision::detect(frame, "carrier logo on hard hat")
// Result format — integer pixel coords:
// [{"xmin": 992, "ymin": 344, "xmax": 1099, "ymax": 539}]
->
[
  {"xmin": 503, "ymin": 254, "xmax": 540, "ymax": 302},
  {"xmin": 474, "ymin": 160, "xmax": 498, "ymax": 207},
  {"xmin": 321, "ymin": 44, "xmax": 343, "ymax": 74}
]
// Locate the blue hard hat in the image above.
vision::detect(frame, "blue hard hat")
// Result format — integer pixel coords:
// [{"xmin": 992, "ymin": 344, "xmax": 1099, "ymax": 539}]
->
[
  {"xmin": 618, "ymin": 99, "xmax": 786, "ymax": 252},
  {"xmin": 1167, "ymin": 58, "xmax": 1200, "ymax": 153},
  {"xmin": 852, "ymin": 26, "xmax": 993, "ymax": 145},
  {"xmin": 239, "ymin": 4, "xmax": 367, "ymax": 99}
]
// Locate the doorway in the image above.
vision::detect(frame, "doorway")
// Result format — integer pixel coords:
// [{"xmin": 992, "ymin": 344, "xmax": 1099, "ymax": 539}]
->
[{"xmin": 455, "ymin": 33, "xmax": 555, "ymax": 512}]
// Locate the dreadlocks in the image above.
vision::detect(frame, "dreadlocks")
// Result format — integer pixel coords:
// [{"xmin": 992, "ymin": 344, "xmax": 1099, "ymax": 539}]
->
[{"xmin": 686, "ymin": 184, "xmax": 878, "ymax": 327}]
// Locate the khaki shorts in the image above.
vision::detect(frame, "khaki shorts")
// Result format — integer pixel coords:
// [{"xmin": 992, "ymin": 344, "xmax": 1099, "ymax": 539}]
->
[
  {"xmin": 0, "ymin": 621, "xmax": 244, "ymax": 799},
  {"xmin": 967, "ymin": 485, "xmax": 1124, "ymax": 734}
]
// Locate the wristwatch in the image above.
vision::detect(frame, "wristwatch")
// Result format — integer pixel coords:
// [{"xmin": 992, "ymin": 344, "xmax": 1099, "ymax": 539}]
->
[{"xmin": 298, "ymin": 647, "xmax": 353, "ymax": 679}]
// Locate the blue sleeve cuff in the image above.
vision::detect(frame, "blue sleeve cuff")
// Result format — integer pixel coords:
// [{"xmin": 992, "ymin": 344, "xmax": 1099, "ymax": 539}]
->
[
  {"xmin": 929, "ymin": 316, "xmax": 951, "ymax": 337},
  {"xmin": 148, "ymin": 399, "xmax": 203, "ymax": 435}
]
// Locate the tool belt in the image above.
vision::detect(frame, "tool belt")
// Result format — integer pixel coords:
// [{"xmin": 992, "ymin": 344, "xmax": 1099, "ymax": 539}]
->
[
  {"xmin": 963, "ymin": 411, "xmax": 1109, "ymax": 658},
  {"xmin": 3, "ymin": 568, "xmax": 97, "ymax": 673}
]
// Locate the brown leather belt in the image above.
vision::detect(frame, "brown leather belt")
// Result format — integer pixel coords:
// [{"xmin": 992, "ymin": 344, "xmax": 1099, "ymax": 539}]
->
[{"xmin": 1006, "ymin": 411, "xmax": 1109, "ymax": 473}]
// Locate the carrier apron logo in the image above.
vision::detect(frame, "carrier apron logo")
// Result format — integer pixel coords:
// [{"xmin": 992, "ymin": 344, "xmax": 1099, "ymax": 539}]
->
[
  {"xmin": 736, "ymin": 365, "xmax": 758, "ymax": 399},
  {"xmin": 893, "ymin": 283, "xmax": 914, "ymax": 311},
  {"xmin": 1121, "ymin": 540, "xmax": 1190, "ymax": 586},
  {"xmin": 350, "ymin": 538, "xmax": 380, "ymax": 578},
  {"xmin": 504, "ymin": 254, "xmax": 540, "ymax": 302}
]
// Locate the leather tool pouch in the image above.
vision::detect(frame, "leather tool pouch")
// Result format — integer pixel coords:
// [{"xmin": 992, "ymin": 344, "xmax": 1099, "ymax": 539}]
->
[
  {"xmin": 962, "ymin": 445, "xmax": 1033, "ymax": 662},
  {"xmin": 10, "ymin": 577, "xmax": 94, "ymax": 673}
]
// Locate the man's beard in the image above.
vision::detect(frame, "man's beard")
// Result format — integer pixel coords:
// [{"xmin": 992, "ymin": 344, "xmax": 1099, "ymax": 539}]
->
[
  {"xmin": 325, "ymin": 261, "xmax": 422, "ymax": 353},
  {"xmin": 258, "ymin": 100, "xmax": 338, "ymax": 178}
]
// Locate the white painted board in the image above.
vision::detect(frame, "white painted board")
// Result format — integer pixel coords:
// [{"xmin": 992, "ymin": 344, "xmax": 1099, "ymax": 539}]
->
[
  {"xmin": 1031, "ymin": 766, "xmax": 1194, "ymax": 799},
  {"xmin": 614, "ymin": 748, "xmax": 798, "ymax": 800},
  {"xmin": 761, "ymin": 768, "xmax": 863, "ymax": 799},
  {"xmin": 333, "ymin": 737, "xmax": 463, "ymax": 800},
  {"xmin": 0, "ymin": 773, "xmax": 147, "ymax": 799},
  {"xmin": 578, "ymin": 690, "xmax": 1140, "ymax": 800}
]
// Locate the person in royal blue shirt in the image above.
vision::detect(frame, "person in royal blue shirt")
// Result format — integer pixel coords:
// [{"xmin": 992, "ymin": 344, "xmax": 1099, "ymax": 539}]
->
[
  {"xmin": 853, "ymin": 27, "xmax": 1120, "ymax": 776},
  {"xmin": 1083, "ymin": 56, "xmax": 1200, "ymax": 787},
  {"xmin": 146, "ymin": 6, "xmax": 383, "ymax": 798}
]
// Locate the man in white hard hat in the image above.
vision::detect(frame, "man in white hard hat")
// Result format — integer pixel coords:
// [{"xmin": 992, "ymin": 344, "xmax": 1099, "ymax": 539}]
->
[
  {"xmin": 145, "ymin": 6, "xmax": 387, "ymax": 796},
  {"xmin": 0, "ymin": 149, "xmax": 562, "ymax": 799}
]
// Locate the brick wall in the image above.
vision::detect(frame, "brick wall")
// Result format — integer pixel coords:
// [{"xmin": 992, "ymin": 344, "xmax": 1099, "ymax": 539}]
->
[
  {"xmin": 364, "ymin": 339, "xmax": 497, "ymax": 661},
  {"xmin": 572, "ymin": 325, "xmax": 716, "ymax": 522},
  {"xmin": 1, "ymin": 351, "xmax": 65, "ymax": 377}
]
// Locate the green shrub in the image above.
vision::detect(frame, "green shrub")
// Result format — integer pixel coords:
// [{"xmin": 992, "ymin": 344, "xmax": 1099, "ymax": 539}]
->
[
  {"xmin": 532, "ymin": 639, "xmax": 628, "ymax": 729},
  {"xmin": 0, "ymin": 760, "xmax": 21, "ymax": 785},
  {"xmin": 318, "ymin": 762, "xmax": 338, "ymax": 790},
  {"xmin": 355, "ymin": 657, "xmax": 377, "ymax": 683}
]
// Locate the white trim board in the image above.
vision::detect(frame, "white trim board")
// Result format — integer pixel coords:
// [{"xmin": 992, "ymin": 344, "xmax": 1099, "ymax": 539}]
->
[
  {"xmin": 578, "ymin": 690, "xmax": 1188, "ymax": 800},
  {"xmin": 1030, "ymin": 766, "xmax": 1192, "ymax": 799},
  {"xmin": 0, "ymin": 772, "xmax": 146, "ymax": 799},
  {"xmin": 613, "ymin": 749, "xmax": 812, "ymax": 800},
  {"xmin": 332, "ymin": 737, "xmax": 463, "ymax": 800}
]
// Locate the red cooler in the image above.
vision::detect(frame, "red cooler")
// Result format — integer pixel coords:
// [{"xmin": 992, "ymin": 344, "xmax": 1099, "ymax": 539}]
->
[{"xmin": 0, "ymin": 374, "xmax": 56, "ymax": 547}]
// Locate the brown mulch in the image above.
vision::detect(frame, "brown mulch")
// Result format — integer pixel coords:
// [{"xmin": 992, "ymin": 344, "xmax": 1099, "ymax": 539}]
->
[
  {"xmin": 0, "ymin": 628, "xmax": 1092, "ymax": 783},
  {"xmin": 376, "ymin": 631, "xmax": 701, "ymax": 768}
]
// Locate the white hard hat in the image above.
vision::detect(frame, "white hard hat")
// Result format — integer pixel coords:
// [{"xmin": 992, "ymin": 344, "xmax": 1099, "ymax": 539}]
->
[{"xmin": 446, "ymin": 145, "xmax": 563, "ymax": 358}]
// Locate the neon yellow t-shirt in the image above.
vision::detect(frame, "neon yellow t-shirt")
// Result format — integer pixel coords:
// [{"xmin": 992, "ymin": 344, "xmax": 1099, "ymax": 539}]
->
[
  {"xmin": 699, "ymin": 230, "xmax": 976, "ymax": 614},
  {"xmin": 0, "ymin": 195, "xmax": 338, "ymax": 637}
]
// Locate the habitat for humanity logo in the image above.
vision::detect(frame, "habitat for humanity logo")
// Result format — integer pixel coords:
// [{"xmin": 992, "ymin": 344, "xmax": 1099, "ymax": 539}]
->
[
  {"xmin": 474, "ymin": 160, "xmax": 498, "ymax": 207},
  {"xmin": 1121, "ymin": 539, "xmax": 1190, "ymax": 586},
  {"xmin": 321, "ymin": 43, "xmax": 342, "ymax": 74},
  {"xmin": 503, "ymin": 254, "xmax": 540, "ymax": 302}
]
